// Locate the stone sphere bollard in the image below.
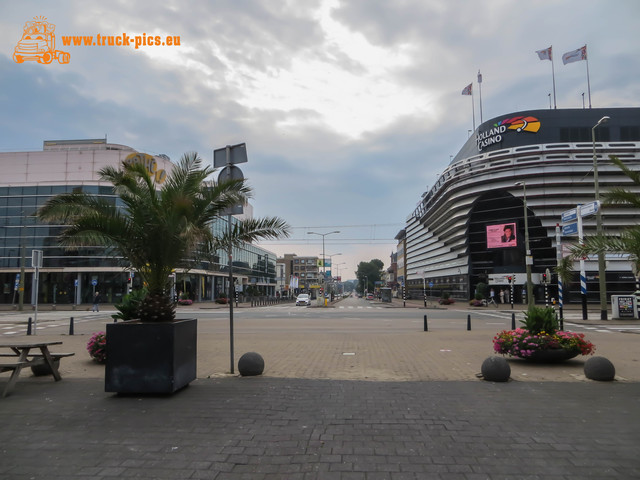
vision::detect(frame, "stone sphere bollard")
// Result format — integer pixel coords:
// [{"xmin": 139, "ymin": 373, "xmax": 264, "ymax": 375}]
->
[
  {"xmin": 584, "ymin": 356, "xmax": 615, "ymax": 381},
  {"xmin": 481, "ymin": 356, "xmax": 511, "ymax": 382},
  {"xmin": 238, "ymin": 352, "xmax": 265, "ymax": 376}
]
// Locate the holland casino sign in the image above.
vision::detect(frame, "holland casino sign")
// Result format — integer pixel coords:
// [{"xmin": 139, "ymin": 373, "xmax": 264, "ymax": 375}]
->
[
  {"xmin": 124, "ymin": 152, "xmax": 167, "ymax": 183},
  {"xmin": 476, "ymin": 116, "xmax": 541, "ymax": 151}
]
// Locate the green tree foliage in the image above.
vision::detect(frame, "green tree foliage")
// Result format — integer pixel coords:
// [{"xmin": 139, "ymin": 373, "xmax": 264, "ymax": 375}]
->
[
  {"xmin": 570, "ymin": 155, "xmax": 640, "ymax": 274},
  {"xmin": 355, "ymin": 259, "xmax": 385, "ymax": 293},
  {"xmin": 38, "ymin": 152, "xmax": 290, "ymax": 321}
]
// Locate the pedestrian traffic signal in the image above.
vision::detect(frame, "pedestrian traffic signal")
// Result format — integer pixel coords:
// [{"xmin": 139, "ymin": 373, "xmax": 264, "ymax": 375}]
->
[
  {"xmin": 542, "ymin": 272, "xmax": 547, "ymax": 283},
  {"xmin": 507, "ymin": 276, "xmax": 513, "ymax": 283}
]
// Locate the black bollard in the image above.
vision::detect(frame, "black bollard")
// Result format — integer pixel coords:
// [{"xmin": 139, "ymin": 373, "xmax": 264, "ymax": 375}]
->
[
  {"xmin": 511, "ymin": 312, "xmax": 516, "ymax": 330},
  {"xmin": 467, "ymin": 314, "xmax": 471, "ymax": 331},
  {"xmin": 69, "ymin": 317, "xmax": 74, "ymax": 335},
  {"xmin": 27, "ymin": 317, "xmax": 32, "ymax": 335},
  {"xmin": 423, "ymin": 314, "xmax": 428, "ymax": 332}
]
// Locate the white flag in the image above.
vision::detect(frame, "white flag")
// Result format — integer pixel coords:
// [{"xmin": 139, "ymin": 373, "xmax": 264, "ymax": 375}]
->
[
  {"xmin": 536, "ymin": 46, "xmax": 552, "ymax": 61},
  {"xmin": 461, "ymin": 83, "xmax": 472, "ymax": 95},
  {"xmin": 562, "ymin": 45, "xmax": 587, "ymax": 65}
]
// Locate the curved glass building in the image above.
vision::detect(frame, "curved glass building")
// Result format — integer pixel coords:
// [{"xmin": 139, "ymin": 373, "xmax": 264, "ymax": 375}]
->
[{"xmin": 403, "ymin": 107, "xmax": 640, "ymax": 305}]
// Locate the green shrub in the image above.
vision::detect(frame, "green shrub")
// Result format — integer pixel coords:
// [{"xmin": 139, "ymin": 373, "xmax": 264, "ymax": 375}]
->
[
  {"xmin": 112, "ymin": 288, "xmax": 147, "ymax": 321},
  {"xmin": 475, "ymin": 282, "xmax": 488, "ymax": 299},
  {"xmin": 521, "ymin": 306, "xmax": 559, "ymax": 334}
]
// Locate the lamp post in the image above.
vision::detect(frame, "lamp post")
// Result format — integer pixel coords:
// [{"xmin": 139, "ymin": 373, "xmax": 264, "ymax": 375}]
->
[
  {"xmin": 308, "ymin": 231, "xmax": 339, "ymax": 305},
  {"xmin": 515, "ymin": 182, "xmax": 533, "ymax": 308},
  {"xmin": 364, "ymin": 275, "xmax": 368, "ymax": 296},
  {"xmin": 593, "ymin": 115, "xmax": 610, "ymax": 320}
]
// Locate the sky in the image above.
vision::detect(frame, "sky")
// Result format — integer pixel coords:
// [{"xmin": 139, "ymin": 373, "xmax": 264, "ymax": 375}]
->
[{"xmin": 1, "ymin": 0, "xmax": 639, "ymax": 281}]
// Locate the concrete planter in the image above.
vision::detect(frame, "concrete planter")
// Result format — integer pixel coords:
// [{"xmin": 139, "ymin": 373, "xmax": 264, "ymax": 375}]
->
[
  {"xmin": 105, "ymin": 318, "xmax": 197, "ymax": 394},
  {"xmin": 521, "ymin": 348, "xmax": 579, "ymax": 363}
]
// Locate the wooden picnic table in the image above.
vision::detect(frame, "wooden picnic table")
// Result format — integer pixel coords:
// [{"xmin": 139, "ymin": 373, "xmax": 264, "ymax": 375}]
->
[{"xmin": 0, "ymin": 341, "xmax": 70, "ymax": 397}]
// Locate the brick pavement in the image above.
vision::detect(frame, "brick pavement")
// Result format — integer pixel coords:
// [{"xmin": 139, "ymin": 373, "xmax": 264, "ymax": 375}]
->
[
  {"xmin": 1, "ymin": 378, "xmax": 639, "ymax": 479},
  {"xmin": 1, "ymin": 301, "xmax": 640, "ymax": 478}
]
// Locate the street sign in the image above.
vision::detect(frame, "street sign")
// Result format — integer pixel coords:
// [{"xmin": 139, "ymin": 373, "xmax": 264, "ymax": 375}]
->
[
  {"xmin": 580, "ymin": 200, "xmax": 600, "ymax": 217},
  {"xmin": 562, "ymin": 222, "xmax": 578, "ymax": 236},
  {"xmin": 213, "ymin": 143, "xmax": 248, "ymax": 167},
  {"xmin": 428, "ymin": 281, "xmax": 434, "ymax": 288},
  {"xmin": 561, "ymin": 208, "xmax": 577, "ymax": 223},
  {"xmin": 218, "ymin": 165, "xmax": 245, "ymax": 215},
  {"xmin": 31, "ymin": 250, "xmax": 43, "ymax": 268},
  {"xmin": 91, "ymin": 279, "xmax": 97, "ymax": 286}
]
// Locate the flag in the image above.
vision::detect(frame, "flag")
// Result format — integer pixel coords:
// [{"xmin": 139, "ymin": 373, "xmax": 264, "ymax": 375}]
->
[
  {"xmin": 477, "ymin": 70, "xmax": 482, "ymax": 84},
  {"xmin": 536, "ymin": 46, "xmax": 552, "ymax": 61},
  {"xmin": 461, "ymin": 83, "xmax": 472, "ymax": 95},
  {"xmin": 562, "ymin": 45, "xmax": 587, "ymax": 65}
]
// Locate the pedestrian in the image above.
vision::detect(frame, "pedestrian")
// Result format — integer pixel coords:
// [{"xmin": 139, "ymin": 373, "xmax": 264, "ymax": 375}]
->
[
  {"xmin": 92, "ymin": 291, "xmax": 100, "ymax": 312},
  {"xmin": 499, "ymin": 289, "xmax": 505, "ymax": 304}
]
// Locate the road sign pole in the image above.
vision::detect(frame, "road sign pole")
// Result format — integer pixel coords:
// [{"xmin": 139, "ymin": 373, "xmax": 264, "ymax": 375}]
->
[{"xmin": 577, "ymin": 206, "xmax": 588, "ymax": 320}]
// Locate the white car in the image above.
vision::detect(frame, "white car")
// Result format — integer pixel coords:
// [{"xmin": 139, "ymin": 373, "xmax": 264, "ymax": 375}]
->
[{"xmin": 295, "ymin": 294, "xmax": 311, "ymax": 306}]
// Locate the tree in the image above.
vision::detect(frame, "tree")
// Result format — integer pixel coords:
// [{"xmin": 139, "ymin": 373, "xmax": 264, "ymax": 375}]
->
[
  {"xmin": 38, "ymin": 152, "xmax": 290, "ymax": 321},
  {"xmin": 570, "ymin": 155, "xmax": 640, "ymax": 275},
  {"xmin": 355, "ymin": 259, "xmax": 385, "ymax": 294}
]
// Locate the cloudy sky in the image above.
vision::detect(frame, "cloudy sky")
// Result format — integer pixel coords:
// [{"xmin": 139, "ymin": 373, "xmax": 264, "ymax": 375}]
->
[{"xmin": 2, "ymin": 1, "xmax": 639, "ymax": 281}]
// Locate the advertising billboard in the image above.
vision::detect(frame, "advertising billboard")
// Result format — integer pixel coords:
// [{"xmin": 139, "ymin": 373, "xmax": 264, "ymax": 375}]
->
[{"xmin": 486, "ymin": 223, "xmax": 517, "ymax": 249}]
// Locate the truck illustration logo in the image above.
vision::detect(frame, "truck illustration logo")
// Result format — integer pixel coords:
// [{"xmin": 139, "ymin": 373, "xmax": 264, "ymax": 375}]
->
[{"xmin": 13, "ymin": 16, "xmax": 70, "ymax": 64}]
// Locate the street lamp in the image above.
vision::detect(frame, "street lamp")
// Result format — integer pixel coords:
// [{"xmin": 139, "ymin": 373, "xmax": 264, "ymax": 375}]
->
[
  {"xmin": 515, "ymin": 182, "xmax": 533, "ymax": 308},
  {"xmin": 308, "ymin": 231, "xmax": 340, "ymax": 304},
  {"xmin": 593, "ymin": 115, "xmax": 610, "ymax": 320}
]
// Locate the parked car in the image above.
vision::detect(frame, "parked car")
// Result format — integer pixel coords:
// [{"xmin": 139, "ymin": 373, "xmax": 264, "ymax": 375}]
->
[
  {"xmin": 366, "ymin": 293, "xmax": 374, "ymax": 300},
  {"xmin": 295, "ymin": 294, "xmax": 311, "ymax": 306}
]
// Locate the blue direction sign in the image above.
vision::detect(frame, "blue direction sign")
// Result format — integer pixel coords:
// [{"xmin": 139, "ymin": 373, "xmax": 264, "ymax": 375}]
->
[
  {"xmin": 561, "ymin": 208, "xmax": 577, "ymax": 223},
  {"xmin": 562, "ymin": 222, "xmax": 578, "ymax": 236},
  {"xmin": 91, "ymin": 279, "xmax": 98, "ymax": 286},
  {"xmin": 428, "ymin": 281, "xmax": 434, "ymax": 288}
]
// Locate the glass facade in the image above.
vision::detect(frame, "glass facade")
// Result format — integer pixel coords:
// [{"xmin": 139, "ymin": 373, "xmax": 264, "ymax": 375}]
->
[{"xmin": 0, "ymin": 185, "xmax": 277, "ymax": 305}]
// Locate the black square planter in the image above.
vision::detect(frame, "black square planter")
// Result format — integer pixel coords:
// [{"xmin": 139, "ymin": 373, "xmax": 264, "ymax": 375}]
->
[{"xmin": 105, "ymin": 318, "xmax": 197, "ymax": 394}]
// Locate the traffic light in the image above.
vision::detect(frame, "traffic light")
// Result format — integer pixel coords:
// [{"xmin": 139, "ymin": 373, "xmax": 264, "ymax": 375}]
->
[
  {"xmin": 507, "ymin": 276, "xmax": 513, "ymax": 283},
  {"xmin": 542, "ymin": 272, "xmax": 547, "ymax": 284}
]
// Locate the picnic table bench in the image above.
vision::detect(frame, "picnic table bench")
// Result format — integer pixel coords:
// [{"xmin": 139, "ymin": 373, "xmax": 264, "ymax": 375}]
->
[{"xmin": 0, "ymin": 341, "xmax": 74, "ymax": 397}]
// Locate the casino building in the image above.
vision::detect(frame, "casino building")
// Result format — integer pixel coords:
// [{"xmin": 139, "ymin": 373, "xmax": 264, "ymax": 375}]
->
[
  {"xmin": 402, "ymin": 107, "xmax": 640, "ymax": 305},
  {"xmin": 0, "ymin": 139, "xmax": 277, "ymax": 306}
]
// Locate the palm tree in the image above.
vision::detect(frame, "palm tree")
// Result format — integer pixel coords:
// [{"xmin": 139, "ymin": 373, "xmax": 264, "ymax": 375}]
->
[
  {"xmin": 38, "ymin": 152, "xmax": 290, "ymax": 321},
  {"xmin": 570, "ymin": 155, "xmax": 640, "ymax": 275}
]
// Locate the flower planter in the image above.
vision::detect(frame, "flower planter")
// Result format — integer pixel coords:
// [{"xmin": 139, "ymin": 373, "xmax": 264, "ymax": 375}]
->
[
  {"xmin": 105, "ymin": 318, "xmax": 197, "ymax": 394},
  {"xmin": 521, "ymin": 348, "xmax": 580, "ymax": 363}
]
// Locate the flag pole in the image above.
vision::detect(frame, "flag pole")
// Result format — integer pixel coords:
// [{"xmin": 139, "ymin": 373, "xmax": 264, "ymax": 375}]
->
[
  {"xmin": 471, "ymin": 89, "xmax": 476, "ymax": 133},
  {"xmin": 477, "ymin": 70, "xmax": 483, "ymax": 123},
  {"xmin": 550, "ymin": 46, "xmax": 557, "ymax": 109},
  {"xmin": 585, "ymin": 44, "xmax": 592, "ymax": 108}
]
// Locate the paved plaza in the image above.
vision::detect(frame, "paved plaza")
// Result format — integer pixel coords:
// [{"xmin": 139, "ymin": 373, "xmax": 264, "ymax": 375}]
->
[{"xmin": 1, "ymin": 300, "xmax": 639, "ymax": 479}]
